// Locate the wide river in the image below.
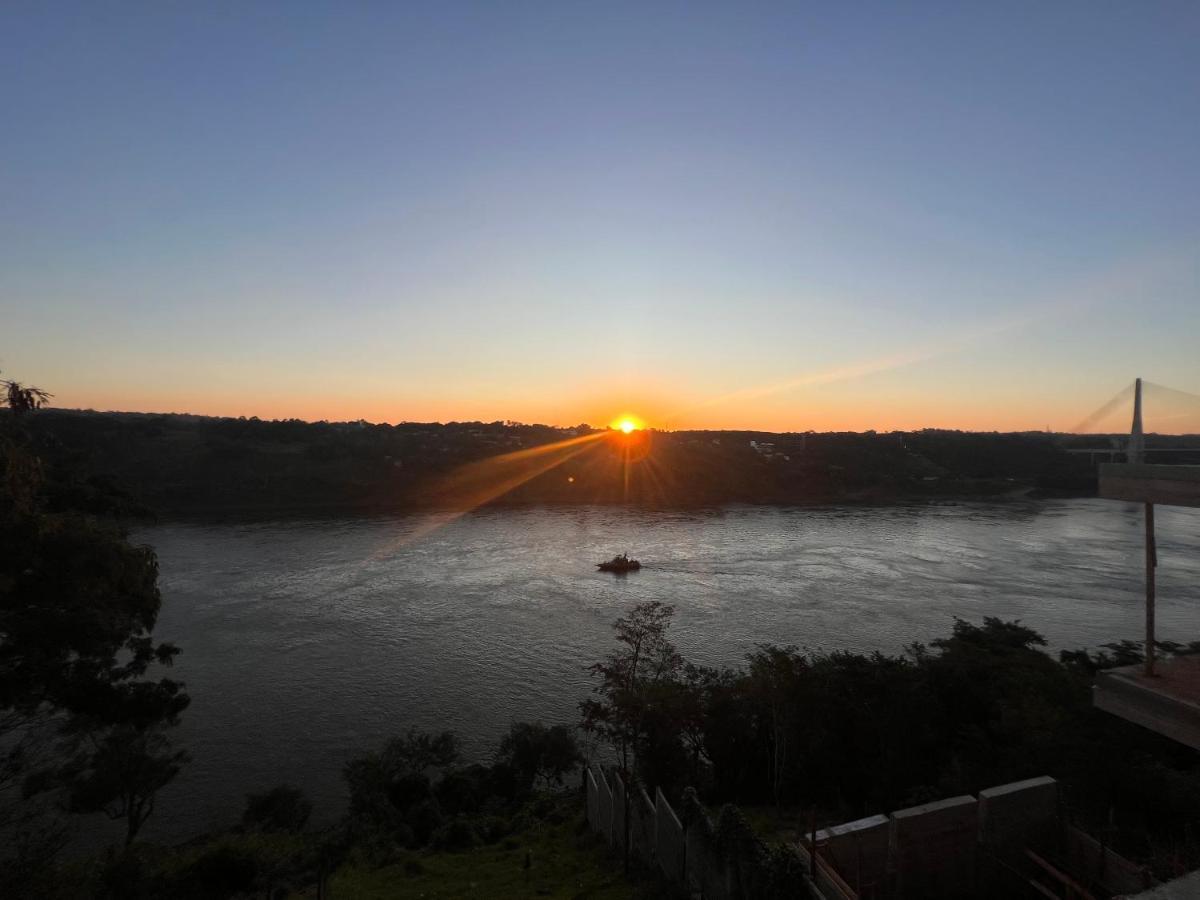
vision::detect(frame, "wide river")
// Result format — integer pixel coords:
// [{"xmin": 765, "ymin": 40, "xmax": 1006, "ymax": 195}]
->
[{"xmin": 139, "ymin": 499, "xmax": 1200, "ymax": 841}]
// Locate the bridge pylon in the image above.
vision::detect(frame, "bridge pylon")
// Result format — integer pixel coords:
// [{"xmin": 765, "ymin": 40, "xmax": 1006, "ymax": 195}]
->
[{"xmin": 1128, "ymin": 377, "xmax": 1145, "ymax": 464}]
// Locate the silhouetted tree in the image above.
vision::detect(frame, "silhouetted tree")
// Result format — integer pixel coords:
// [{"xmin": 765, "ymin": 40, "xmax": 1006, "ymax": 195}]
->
[
  {"xmin": 343, "ymin": 730, "xmax": 459, "ymax": 840},
  {"xmin": 1, "ymin": 373, "xmax": 52, "ymax": 415},
  {"xmin": 744, "ymin": 644, "xmax": 807, "ymax": 810},
  {"xmin": 52, "ymin": 726, "xmax": 186, "ymax": 846},
  {"xmin": 580, "ymin": 602, "xmax": 686, "ymax": 781},
  {"xmin": 495, "ymin": 722, "xmax": 581, "ymax": 792},
  {"xmin": 241, "ymin": 784, "xmax": 312, "ymax": 834},
  {"xmin": 0, "ymin": 370, "xmax": 187, "ymax": 886}
]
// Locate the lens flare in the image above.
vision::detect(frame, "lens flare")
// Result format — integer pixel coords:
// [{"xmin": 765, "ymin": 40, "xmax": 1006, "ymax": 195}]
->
[{"xmin": 610, "ymin": 414, "xmax": 644, "ymax": 433}]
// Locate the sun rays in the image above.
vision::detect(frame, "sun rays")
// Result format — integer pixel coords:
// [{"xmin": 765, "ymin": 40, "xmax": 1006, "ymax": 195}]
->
[
  {"xmin": 373, "ymin": 416, "xmax": 678, "ymax": 554},
  {"xmin": 374, "ymin": 431, "xmax": 607, "ymax": 554}
]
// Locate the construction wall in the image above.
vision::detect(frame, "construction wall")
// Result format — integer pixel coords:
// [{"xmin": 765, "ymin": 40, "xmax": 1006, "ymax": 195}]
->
[
  {"xmin": 583, "ymin": 768, "xmax": 1148, "ymax": 900},
  {"xmin": 655, "ymin": 786, "xmax": 685, "ymax": 883}
]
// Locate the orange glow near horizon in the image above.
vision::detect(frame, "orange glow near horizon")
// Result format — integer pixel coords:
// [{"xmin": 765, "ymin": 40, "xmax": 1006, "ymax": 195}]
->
[
  {"xmin": 52, "ymin": 386, "xmax": 1170, "ymax": 435},
  {"xmin": 610, "ymin": 414, "xmax": 645, "ymax": 434}
]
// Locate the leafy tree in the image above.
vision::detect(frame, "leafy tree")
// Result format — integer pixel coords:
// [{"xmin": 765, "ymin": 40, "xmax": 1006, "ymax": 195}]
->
[
  {"xmin": 1, "ymin": 369, "xmax": 188, "ymax": 882},
  {"xmin": 1, "ymin": 374, "xmax": 52, "ymax": 415},
  {"xmin": 743, "ymin": 644, "xmax": 807, "ymax": 810},
  {"xmin": 241, "ymin": 784, "xmax": 312, "ymax": 833},
  {"xmin": 53, "ymin": 726, "xmax": 187, "ymax": 846},
  {"xmin": 580, "ymin": 601, "xmax": 694, "ymax": 789},
  {"xmin": 343, "ymin": 730, "xmax": 459, "ymax": 837},
  {"xmin": 495, "ymin": 722, "xmax": 581, "ymax": 792}
]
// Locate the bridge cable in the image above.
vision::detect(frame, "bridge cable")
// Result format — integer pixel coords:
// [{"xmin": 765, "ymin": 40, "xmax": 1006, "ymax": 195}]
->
[{"xmin": 1068, "ymin": 382, "xmax": 1134, "ymax": 435}]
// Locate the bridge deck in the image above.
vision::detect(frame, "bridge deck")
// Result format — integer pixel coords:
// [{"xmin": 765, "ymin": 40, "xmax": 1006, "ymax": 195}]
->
[{"xmin": 1098, "ymin": 463, "xmax": 1200, "ymax": 508}]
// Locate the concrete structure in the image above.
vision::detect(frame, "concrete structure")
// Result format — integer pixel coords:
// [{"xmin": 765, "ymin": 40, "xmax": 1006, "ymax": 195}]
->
[
  {"xmin": 654, "ymin": 785, "xmax": 685, "ymax": 883},
  {"xmin": 1099, "ymin": 462, "xmax": 1200, "ymax": 507},
  {"xmin": 586, "ymin": 770, "xmax": 1151, "ymax": 899},
  {"xmin": 977, "ymin": 776, "xmax": 1058, "ymax": 858},
  {"xmin": 1094, "ymin": 656, "xmax": 1200, "ymax": 750},
  {"xmin": 594, "ymin": 766, "xmax": 613, "ymax": 842},
  {"xmin": 1095, "ymin": 461, "xmax": 1200, "ymax": 744},
  {"xmin": 628, "ymin": 784, "xmax": 656, "ymax": 863},
  {"xmin": 685, "ymin": 813, "xmax": 725, "ymax": 899},
  {"xmin": 890, "ymin": 794, "xmax": 978, "ymax": 898},
  {"xmin": 1097, "ymin": 459, "xmax": 1200, "ymax": 678},
  {"xmin": 1120, "ymin": 870, "xmax": 1200, "ymax": 899},
  {"xmin": 611, "ymin": 770, "xmax": 626, "ymax": 852},
  {"xmin": 813, "ymin": 814, "xmax": 890, "ymax": 896},
  {"xmin": 1129, "ymin": 377, "xmax": 1146, "ymax": 464},
  {"xmin": 803, "ymin": 777, "xmax": 1152, "ymax": 899},
  {"xmin": 585, "ymin": 768, "xmax": 599, "ymax": 833}
]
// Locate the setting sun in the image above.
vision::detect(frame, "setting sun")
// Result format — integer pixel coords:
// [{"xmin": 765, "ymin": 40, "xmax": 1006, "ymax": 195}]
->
[{"xmin": 611, "ymin": 415, "xmax": 643, "ymax": 434}]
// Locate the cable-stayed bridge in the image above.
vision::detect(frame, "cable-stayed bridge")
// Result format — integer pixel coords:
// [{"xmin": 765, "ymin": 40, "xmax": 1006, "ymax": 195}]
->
[
  {"xmin": 1061, "ymin": 378, "xmax": 1200, "ymax": 464},
  {"xmin": 1086, "ymin": 384, "xmax": 1200, "ymax": 756}
]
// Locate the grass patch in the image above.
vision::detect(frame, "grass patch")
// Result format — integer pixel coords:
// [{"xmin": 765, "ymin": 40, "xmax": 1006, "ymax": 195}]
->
[{"xmin": 327, "ymin": 813, "xmax": 671, "ymax": 899}]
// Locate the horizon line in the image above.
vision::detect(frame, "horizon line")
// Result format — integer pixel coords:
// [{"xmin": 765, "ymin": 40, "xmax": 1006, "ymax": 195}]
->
[{"xmin": 25, "ymin": 404, "xmax": 1189, "ymax": 438}]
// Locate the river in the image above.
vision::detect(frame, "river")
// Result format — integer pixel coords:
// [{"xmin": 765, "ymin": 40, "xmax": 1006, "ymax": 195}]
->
[{"xmin": 138, "ymin": 499, "xmax": 1200, "ymax": 840}]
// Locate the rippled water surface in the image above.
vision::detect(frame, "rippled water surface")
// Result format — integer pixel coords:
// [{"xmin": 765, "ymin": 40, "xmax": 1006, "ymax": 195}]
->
[{"xmin": 140, "ymin": 500, "xmax": 1200, "ymax": 839}]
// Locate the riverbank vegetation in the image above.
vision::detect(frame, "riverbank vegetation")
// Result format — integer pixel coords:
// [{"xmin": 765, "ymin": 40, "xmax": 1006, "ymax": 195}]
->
[
  {"xmin": 580, "ymin": 602, "xmax": 1200, "ymax": 881},
  {"xmin": 5, "ymin": 724, "xmax": 657, "ymax": 898}
]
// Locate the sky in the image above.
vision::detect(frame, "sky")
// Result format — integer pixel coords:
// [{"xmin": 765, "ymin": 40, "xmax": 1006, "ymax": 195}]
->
[{"xmin": 2, "ymin": 2, "xmax": 1198, "ymax": 433}]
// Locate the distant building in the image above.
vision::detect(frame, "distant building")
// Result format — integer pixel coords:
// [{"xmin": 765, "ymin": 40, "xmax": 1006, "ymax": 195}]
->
[{"xmin": 750, "ymin": 440, "xmax": 789, "ymax": 462}]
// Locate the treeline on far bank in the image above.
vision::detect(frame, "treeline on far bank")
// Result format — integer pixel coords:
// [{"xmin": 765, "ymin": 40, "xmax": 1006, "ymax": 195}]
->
[{"xmin": 19, "ymin": 407, "xmax": 1147, "ymax": 515}]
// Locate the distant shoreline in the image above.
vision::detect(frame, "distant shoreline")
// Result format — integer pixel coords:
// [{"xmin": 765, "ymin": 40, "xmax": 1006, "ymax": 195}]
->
[
  {"xmin": 132, "ymin": 484, "xmax": 1082, "ymax": 525},
  {"xmin": 25, "ymin": 408, "xmax": 1139, "ymax": 524}
]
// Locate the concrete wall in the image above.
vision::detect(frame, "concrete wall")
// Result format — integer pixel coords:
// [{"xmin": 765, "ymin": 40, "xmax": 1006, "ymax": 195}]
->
[
  {"xmin": 803, "ymin": 776, "xmax": 1151, "ymax": 900},
  {"xmin": 814, "ymin": 813, "xmax": 889, "ymax": 896},
  {"xmin": 585, "ymin": 768, "xmax": 599, "ymax": 834},
  {"xmin": 1120, "ymin": 870, "xmax": 1200, "ymax": 899},
  {"xmin": 585, "ymin": 770, "xmax": 1145, "ymax": 900},
  {"xmin": 628, "ymin": 785, "xmax": 656, "ymax": 865},
  {"xmin": 1066, "ymin": 824, "xmax": 1155, "ymax": 896},
  {"xmin": 655, "ymin": 786, "xmax": 686, "ymax": 884},
  {"xmin": 611, "ymin": 771, "xmax": 626, "ymax": 851},
  {"xmin": 685, "ymin": 814, "xmax": 732, "ymax": 900},
  {"xmin": 594, "ymin": 767, "xmax": 613, "ymax": 843},
  {"xmin": 890, "ymin": 794, "xmax": 978, "ymax": 898},
  {"xmin": 978, "ymin": 775, "xmax": 1058, "ymax": 858}
]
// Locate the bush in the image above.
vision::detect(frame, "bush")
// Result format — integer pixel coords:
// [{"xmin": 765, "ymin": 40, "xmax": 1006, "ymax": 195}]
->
[
  {"xmin": 434, "ymin": 765, "xmax": 490, "ymax": 815},
  {"xmin": 403, "ymin": 857, "xmax": 425, "ymax": 877},
  {"xmin": 473, "ymin": 814, "xmax": 512, "ymax": 844},
  {"xmin": 180, "ymin": 843, "xmax": 258, "ymax": 897},
  {"xmin": 242, "ymin": 785, "xmax": 312, "ymax": 834},
  {"xmin": 431, "ymin": 817, "xmax": 480, "ymax": 852},
  {"xmin": 386, "ymin": 772, "xmax": 433, "ymax": 811},
  {"xmin": 496, "ymin": 723, "xmax": 582, "ymax": 793},
  {"xmin": 406, "ymin": 800, "xmax": 443, "ymax": 848}
]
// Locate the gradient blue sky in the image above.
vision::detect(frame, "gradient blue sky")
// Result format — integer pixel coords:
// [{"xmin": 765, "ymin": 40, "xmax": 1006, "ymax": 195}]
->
[{"xmin": 2, "ymin": 2, "xmax": 1198, "ymax": 431}]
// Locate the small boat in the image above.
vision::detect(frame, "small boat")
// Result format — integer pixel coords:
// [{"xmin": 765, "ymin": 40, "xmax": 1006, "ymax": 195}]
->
[{"xmin": 597, "ymin": 553, "xmax": 642, "ymax": 573}]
